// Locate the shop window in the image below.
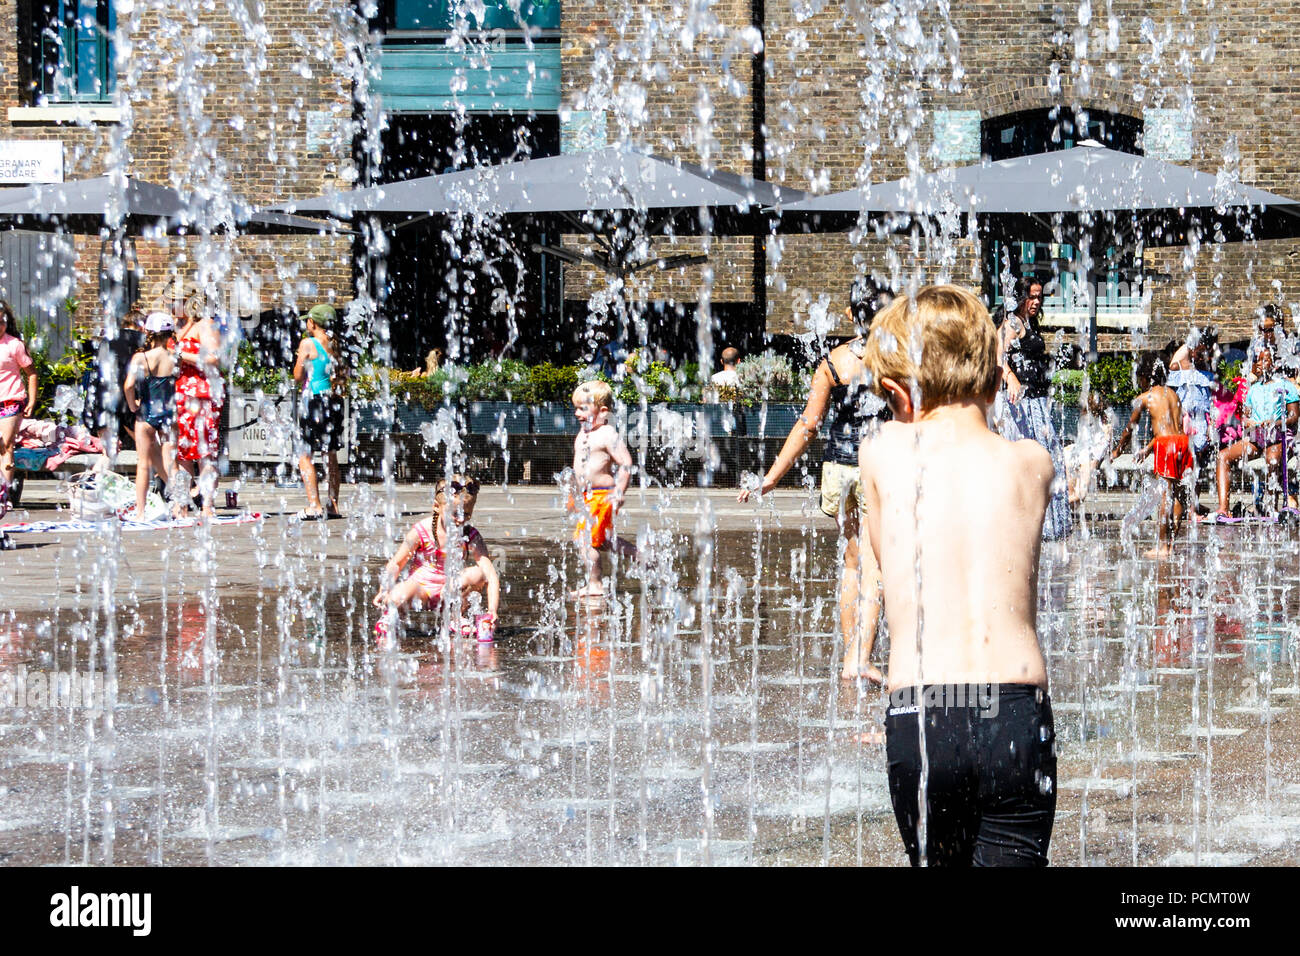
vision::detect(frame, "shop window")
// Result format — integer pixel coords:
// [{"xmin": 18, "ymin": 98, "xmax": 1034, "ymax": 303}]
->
[
  {"xmin": 375, "ymin": 0, "xmax": 560, "ymax": 32},
  {"xmin": 369, "ymin": 0, "xmax": 561, "ymax": 115}
]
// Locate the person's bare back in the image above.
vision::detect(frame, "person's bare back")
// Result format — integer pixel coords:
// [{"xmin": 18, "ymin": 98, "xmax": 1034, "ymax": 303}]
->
[
  {"xmin": 1112, "ymin": 364, "xmax": 1192, "ymax": 554},
  {"xmin": 1138, "ymin": 385, "xmax": 1183, "ymax": 441},
  {"xmin": 861, "ymin": 408, "xmax": 1053, "ymax": 690},
  {"xmin": 860, "ymin": 284, "xmax": 1057, "ymax": 867}
]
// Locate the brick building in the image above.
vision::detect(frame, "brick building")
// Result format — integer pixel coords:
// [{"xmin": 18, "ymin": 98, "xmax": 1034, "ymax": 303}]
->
[
  {"xmin": 0, "ymin": 1, "xmax": 356, "ymax": 356},
  {"xmin": 1, "ymin": 1, "xmax": 1296, "ymax": 362}
]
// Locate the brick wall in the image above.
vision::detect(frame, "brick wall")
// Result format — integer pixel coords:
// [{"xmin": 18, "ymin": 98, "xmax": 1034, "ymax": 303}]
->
[
  {"xmin": 759, "ymin": 0, "xmax": 1300, "ymax": 343},
  {"xmin": 0, "ymin": 2, "xmax": 355, "ymax": 333},
  {"xmin": 558, "ymin": 0, "xmax": 1300, "ymax": 345},
  {"xmin": 6, "ymin": 1, "xmax": 1298, "ymax": 352},
  {"xmin": 560, "ymin": 0, "xmax": 759, "ymax": 308}
]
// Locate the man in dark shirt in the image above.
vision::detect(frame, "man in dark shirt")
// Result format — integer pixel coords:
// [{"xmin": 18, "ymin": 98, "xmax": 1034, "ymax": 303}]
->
[{"xmin": 81, "ymin": 312, "xmax": 145, "ymax": 451}]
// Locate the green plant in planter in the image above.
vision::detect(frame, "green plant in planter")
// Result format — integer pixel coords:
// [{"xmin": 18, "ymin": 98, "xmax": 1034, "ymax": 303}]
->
[
  {"xmin": 410, "ymin": 367, "xmax": 458, "ymax": 408},
  {"xmin": 232, "ymin": 341, "xmax": 290, "ymax": 395},
  {"xmin": 21, "ymin": 317, "xmax": 93, "ymax": 419},
  {"xmin": 1217, "ymin": 357, "xmax": 1244, "ymax": 385},
  {"xmin": 1051, "ymin": 368, "xmax": 1085, "ymax": 407},
  {"xmin": 736, "ymin": 350, "xmax": 796, "ymax": 404},
  {"xmin": 354, "ymin": 366, "xmax": 445, "ymax": 409},
  {"xmin": 675, "ymin": 361, "xmax": 704, "ymax": 403},
  {"xmin": 530, "ymin": 362, "xmax": 581, "ymax": 403},
  {"xmin": 464, "ymin": 359, "xmax": 533, "ymax": 402},
  {"xmin": 1085, "ymin": 353, "xmax": 1138, "ymax": 406},
  {"xmin": 617, "ymin": 352, "xmax": 675, "ymax": 405}
]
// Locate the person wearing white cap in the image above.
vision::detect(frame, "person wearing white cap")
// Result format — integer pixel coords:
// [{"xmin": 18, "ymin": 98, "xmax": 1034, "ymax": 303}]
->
[{"xmin": 123, "ymin": 312, "xmax": 178, "ymax": 520}]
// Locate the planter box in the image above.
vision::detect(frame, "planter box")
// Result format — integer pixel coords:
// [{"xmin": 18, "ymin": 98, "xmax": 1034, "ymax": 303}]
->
[
  {"xmin": 353, "ymin": 399, "xmax": 826, "ymax": 448},
  {"xmin": 1048, "ymin": 402, "xmax": 1141, "ymax": 446},
  {"xmin": 356, "ymin": 400, "xmax": 543, "ymax": 437},
  {"xmin": 467, "ymin": 400, "xmax": 531, "ymax": 436},
  {"xmin": 356, "ymin": 404, "xmax": 391, "ymax": 433},
  {"xmin": 532, "ymin": 402, "xmax": 578, "ymax": 435},
  {"xmin": 352, "ymin": 431, "xmax": 826, "ymax": 488},
  {"xmin": 226, "ymin": 386, "xmax": 352, "ymax": 465},
  {"xmin": 667, "ymin": 402, "xmax": 749, "ymax": 437},
  {"xmin": 744, "ymin": 403, "xmax": 802, "ymax": 439},
  {"xmin": 395, "ymin": 403, "xmax": 449, "ymax": 434}
]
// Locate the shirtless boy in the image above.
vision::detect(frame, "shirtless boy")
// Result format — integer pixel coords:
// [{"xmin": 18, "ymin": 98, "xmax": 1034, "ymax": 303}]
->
[
  {"xmin": 569, "ymin": 381, "xmax": 637, "ymax": 598},
  {"xmin": 1111, "ymin": 352, "xmax": 1190, "ymax": 556},
  {"xmin": 859, "ymin": 284, "xmax": 1057, "ymax": 867}
]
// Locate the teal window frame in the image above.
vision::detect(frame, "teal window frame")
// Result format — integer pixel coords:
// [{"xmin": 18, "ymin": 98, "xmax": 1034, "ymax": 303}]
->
[
  {"xmin": 31, "ymin": 1, "xmax": 117, "ymax": 105},
  {"xmin": 383, "ymin": 0, "xmax": 560, "ymax": 32}
]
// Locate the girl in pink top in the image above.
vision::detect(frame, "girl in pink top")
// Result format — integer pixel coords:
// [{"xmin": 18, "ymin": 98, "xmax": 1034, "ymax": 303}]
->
[
  {"xmin": 1212, "ymin": 368, "xmax": 1247, "ymax": 447},
  {"xmin": 372, "ymin": 476, "xmax": 500, "ymax": 645},
  {"xmin": 0, "ymin": 301, "xmax": 38, "ymax": 515}
]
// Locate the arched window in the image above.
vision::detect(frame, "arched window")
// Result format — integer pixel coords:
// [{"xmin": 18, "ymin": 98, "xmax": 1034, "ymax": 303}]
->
[
  {"xmin": 981, "ymin": 107, "xmax": 1141, "ymax": 162},
  {"xmin": 981, "ymin": 107, "xmax": 1148, "ymax": 333}
]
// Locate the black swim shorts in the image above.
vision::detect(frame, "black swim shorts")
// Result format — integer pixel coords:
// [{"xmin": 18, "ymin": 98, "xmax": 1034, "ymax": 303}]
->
[
  {"xmin": 299, "ymin": 393, "xmax": 344, "ymax": 455},
  {"xmin": 885, "ymin": 683, "xmax": 1056, "ymax": 867}
]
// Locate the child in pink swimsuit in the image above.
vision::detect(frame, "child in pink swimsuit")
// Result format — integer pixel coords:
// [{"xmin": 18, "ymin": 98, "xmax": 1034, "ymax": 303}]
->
[
  {"xmin": 372, "ymin": 475, "xmax": 500, "ymax": 644},
  {"xmin": 0, "ymin": 301, "xmax": 37, "ymax": 517},
  {"xmin": 1213, "ymin": 370, "xmax": 1247, "ymax": 447}
]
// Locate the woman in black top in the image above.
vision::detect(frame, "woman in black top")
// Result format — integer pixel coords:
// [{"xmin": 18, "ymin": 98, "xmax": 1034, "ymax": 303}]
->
[
  {"xmin": 739, "ymin": 278, "xmax": 891, "ymax": 679},
  {"xmin": 997, "ymin": 276, "xmax": 1071, "ymax": 539}
]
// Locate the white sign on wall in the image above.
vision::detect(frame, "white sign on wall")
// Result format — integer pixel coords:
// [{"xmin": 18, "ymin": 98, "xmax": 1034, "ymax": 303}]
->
[
  {"xmin": 225, "ymin": 387, "xmax": 352, "ymax": 465},
  {"xmin": 0, "ymin": 140, "xmax": 64, "ymax": 184},
  {"xmin": 1143, "ymin": 110, "xmax": 1193, "ymax": 161},
  {"xmin": 933, "ymin": 110, "xmax": 981, "ymax": 163}
]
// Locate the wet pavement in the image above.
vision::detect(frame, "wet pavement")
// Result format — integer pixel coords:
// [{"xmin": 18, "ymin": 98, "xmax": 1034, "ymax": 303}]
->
[{"xmin": 2, "ymin": 480, "xmax": 1299, "ymax": 865}]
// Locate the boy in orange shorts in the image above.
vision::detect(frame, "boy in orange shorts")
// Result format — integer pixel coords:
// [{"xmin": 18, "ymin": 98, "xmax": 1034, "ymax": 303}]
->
[
  {"xmin": 569, "ymin": 380, "xmax": 638, "ymax": 598},
  {"xmin": 1111, "ymin": 352, "xmax": 1189, "ymax": 556}
]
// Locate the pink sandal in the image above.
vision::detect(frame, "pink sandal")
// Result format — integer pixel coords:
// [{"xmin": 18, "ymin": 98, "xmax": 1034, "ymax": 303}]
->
[{"xmin": 373, "ymin": 609, "xmax": 397, "ymax": 648}]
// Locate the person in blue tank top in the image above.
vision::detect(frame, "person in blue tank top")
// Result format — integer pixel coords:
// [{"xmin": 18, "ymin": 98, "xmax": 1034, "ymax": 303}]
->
[
  {"xmin": 738, "ymin": 277, "xmax": 892, "ymax": 681},
  {"xmin": 293, "ymin": 303, "xmax": 344, "ymax": 519}
]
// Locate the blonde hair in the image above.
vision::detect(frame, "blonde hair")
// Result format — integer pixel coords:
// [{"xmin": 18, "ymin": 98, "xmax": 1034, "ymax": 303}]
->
[
  {"xmin": 863, "ymin": 284, "xmax": 999, "ymax": 410},
  {"xmin": 573, "ymin": 379, "xmax": 614, "ymax": 410}
]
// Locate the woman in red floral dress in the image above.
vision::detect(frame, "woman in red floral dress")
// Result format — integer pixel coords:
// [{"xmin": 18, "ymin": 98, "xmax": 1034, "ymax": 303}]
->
[{"xmin": 174, "ymin": 293, "xmax": 225, "ymax": 516}]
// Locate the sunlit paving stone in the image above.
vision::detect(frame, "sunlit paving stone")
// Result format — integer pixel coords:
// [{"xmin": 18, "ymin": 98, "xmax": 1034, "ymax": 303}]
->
[{"xmin": 6, "ymin": 480, "xmax": 1300, "ymax": 867}]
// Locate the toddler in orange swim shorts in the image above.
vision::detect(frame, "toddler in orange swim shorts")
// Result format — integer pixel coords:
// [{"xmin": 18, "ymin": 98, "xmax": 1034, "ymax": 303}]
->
[{"xmin": 568, "ymin": 380, "xmax": 638, "ymax": 599}]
